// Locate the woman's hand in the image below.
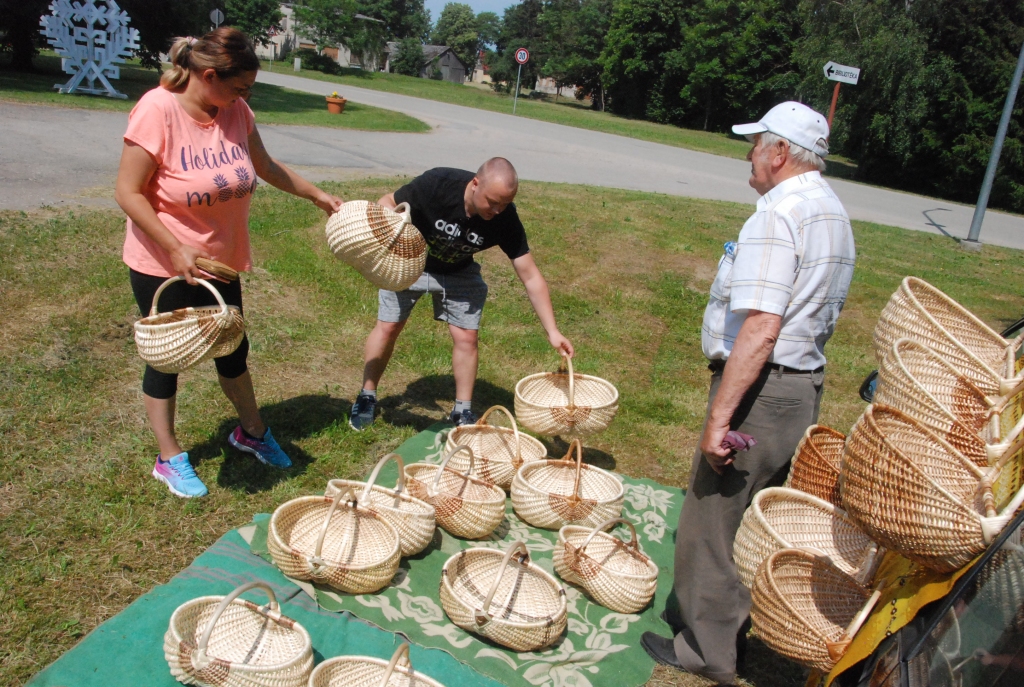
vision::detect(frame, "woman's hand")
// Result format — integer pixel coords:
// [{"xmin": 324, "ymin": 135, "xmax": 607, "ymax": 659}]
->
[
  {"xmin": 313, "ymin": 190, "xmax": 343, "ymax": 215},
  {"xmin": 551, "ymin": 333, "xmax": 574, "ymax": 358},
  {"xmin": 170, "ymin": 244, "xmax": 210, "ymax": 285}
]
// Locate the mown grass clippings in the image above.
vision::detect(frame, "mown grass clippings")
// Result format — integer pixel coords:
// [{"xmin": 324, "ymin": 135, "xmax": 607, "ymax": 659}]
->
[{"xmin": 2, "ymin": 180, "xmax": 1023, "ymax": 686}]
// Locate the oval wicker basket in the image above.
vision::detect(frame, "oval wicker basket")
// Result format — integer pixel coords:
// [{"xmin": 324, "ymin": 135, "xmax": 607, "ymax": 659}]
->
[
  {"xmin": 840, "ymin": 404, "xmax": 1024, "ymax": 573},
  {"xmin": 164, "ymin": 581, "xmax": 313, "ymax": 687},
  {"xmin": 325, "ymin": 453, "xmax": 436, "ymax": 557},
  {"xmin": 751, "ymin": 549, "xmax": 883, "ymax": 674},
  {"xmin": 444, "ymin": 405, "xmax": 548, "ymax": 491},
  {"xmin": 268, "ymin": 488, "xmax": 401, "ymax": 593},
  {"xmin": 405, "ymin": 445, "xmax": 506, "ymax": 539},
  {"xmin": 309, "ymin": 643, "xmax": 446, "ymax": 687},
  {"xmin": 873, "ymin": 277, "xmax": 1024, "ymax": 396},
  {"xmin": 440, "ymin": 541, "xmax": 567, "ymax": 652},
  {"xmin": 325, "ymin": 201, "xmax": 426, "ymax": 292},
  {"xmin": 783, "ymin": 425, "xmax": 845, "ymax": 506},
  {"xmin": 515, "ymin": 354, "xmax": 619, "ymax": 437},
  {"xmin": 134, "ymin": 276, "xmax": 245, "ymax": 374},
  {"xmin": 553, "ymin": 517, "xmax": 658, "ymax": 614},
  {"xmin": 732, "ymin": 487, "xmax": 880, "ymax": 589},
  {"xmin": 511, "ymin": 439, "xmax": 624, "ymax": 530}
]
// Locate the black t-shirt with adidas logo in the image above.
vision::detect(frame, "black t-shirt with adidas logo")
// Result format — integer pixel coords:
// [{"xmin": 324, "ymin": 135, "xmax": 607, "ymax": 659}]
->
[{"xmin": 393, "ymin": 168, "xmax": 530, "ymax": 275}]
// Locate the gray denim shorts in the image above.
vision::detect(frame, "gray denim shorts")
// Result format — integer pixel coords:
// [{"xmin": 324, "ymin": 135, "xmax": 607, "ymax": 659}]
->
[{"xmin": 378, "ymin": 262, "xmax": 488, "ymax": 330}]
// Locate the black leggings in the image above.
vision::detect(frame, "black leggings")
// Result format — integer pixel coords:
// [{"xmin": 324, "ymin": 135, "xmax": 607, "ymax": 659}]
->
[{"xmin": 130, "ymin": 269, "xmax": 249, "ymax": 399}]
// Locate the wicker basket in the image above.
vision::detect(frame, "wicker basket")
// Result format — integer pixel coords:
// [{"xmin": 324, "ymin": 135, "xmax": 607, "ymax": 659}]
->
[
  {"xmin": 873, "ymin": 277, "xmax": 1024, "ymax": 396},
  {"xmin": 553, "ymin": 517, "xmax": 658, "ymax": 614},
  {"xmin": 164, "ymin": 581, "xmax": 313, "ymax": 687},
  {"xmin": 325, "ymin": 201, "xmax": 426, "ymax": 292},
  {"xmin": 444, "ymin": 405, "xmax": 548, "ymax": 491},
  {"xmin": 440, "ymin": 541, "xmax": 567, "ymax": 652},
  {"xmin": 511, "ymin": 439, "xmax": 624, "ymax": 530},
  {"xmin": 840, "ymin": 404, "xmax": 1024, "ymax": 572},
  {"xmin": 268, "ymin": 488, "xmax": 401, "ymax": 593},
  {"xmin": 732, "ymin": 487, "xmax": 881, "ymax": 589},
  {"xmin": 405, "ymin": 445, "xmax": 506, "ymax": 539},
  {"xmin": 309, "ymin": 643, "xmax": 446, "ymax": 687},
  {"xmin": 515, "ymin": 354, "xmax": 619, "ymax": 437},
  {"xmin": 325, "ymin": 453, "xmax": 436, "ymax": 557},
  {"xmin": 134, "ymin": 276, "xmax": 245, "ymax": 374},
  {"xmin": 783, "ymin": 425, "xmax": 846, "ymax": 506},
  {"xmin": 751, "ymin": 549, "xmax": 884, "ymax": 673}
]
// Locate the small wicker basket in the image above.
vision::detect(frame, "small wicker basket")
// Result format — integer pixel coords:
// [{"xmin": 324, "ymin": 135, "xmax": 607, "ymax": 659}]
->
[
  {"xmin": 873, "ymin": 277, "xmax": 1024, "ymax": 396},
  {"xmin": 309, "ymin": 643, "xmax": 446, "ymax": 687},
  {"xmin": 443, "ymin": 405, "xmax": 548, "ymax": 491},
  {"xmin": 511, "ymin": 439, "xmax": 624, "ymax": 530},
  {"xmin": 134, "ymin": 276, "xmax": 245, "ymax": 374},
  {"xmin": 325, "ymin": 453, "xmax": 436, "ymax": 557},
  {"xmin": 783, "ymin": 425, "xmax": 846, "ymax": 506},
  {"xmin": 325, "ymin": 201, "xmax": 426, "ymax": 292},
  {"xmin": 553, "ymin": 517, "xmax": 658, "ymax": 614},
  {"xmin": 440, "ymin": 541, "xmax": 567, "ymax": 652},
  {"xmin": 841, "ymin": 404, "xmax": 1024, "ymax": 573},
  {"xmin": 515, "ymin": 354, "xmax": 619, "ymax": 437},
  {"xmin": 164, "ymin": 581, "xmax": 313, "ymax": 687},
  {"xmin": 405, "ymin": 445, "xmax": 506, "ymax": 539},
  {"xmin": 751, "ymin": 549, "xmax": 884, "ymax": 674},
  {"xmin": 732, "ymin": 487, "xmax": 881, "ymax": 589},
  {"xmin": 268, "ymin": 488, "xmax": 401, "ymax": 593}
]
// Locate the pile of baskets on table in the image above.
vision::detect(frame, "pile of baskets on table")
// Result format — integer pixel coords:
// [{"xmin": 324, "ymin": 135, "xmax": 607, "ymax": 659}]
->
[
  {"xmin": 738, "ymin": 276, "xmax": 1024, "ymax": 675},
  {"xmin": 163, "ymin": 354, "xmax": 652, "ymax": 686}
]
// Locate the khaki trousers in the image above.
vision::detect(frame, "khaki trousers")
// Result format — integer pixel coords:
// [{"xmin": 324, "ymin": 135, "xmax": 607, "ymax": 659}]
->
[{"xmin": 669, "ymin": 365, "xmax": 824, "ymax": 684}]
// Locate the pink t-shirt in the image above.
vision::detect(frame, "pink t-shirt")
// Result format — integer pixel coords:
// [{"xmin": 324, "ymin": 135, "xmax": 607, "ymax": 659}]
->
[{"xmin": 122, "ymin": 87, "xmax": 257, "ymax": 277}]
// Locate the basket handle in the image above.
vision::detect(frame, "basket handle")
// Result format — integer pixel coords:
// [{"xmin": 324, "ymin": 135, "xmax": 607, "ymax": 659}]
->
[
  {"xmin": 377, "ymin": 643, "xmax": 412, "ymax": 687},
  {"xmin": 360, "ymin": 453, "xmax": 407, "ymax": 504},
  {"xmin": 431, "ymin": 444, "xmax": 476, "ymax": 495},
  {"xmin": 381, "ymin": 202, "xmax": 416, "ymax": 253},
  {"xmin": 478, "ymin": 405, "xmax": 523, "ymax": 468},
  {"xmin": 578, "ymin": 517, "xmax": 639, "ymax": 553},
  {"xmin": 193, "ymin": 581, "xmax": 282, "ymax": 669},
  {"xmin": 149, "ymin": 276, "xmax": 231, "ymax": 324},
  {"xmin": 310, "ymin": 488, "xmax": 357, "ymax": 570},
  {"xmin": 826, "ymin": 579, "xmax": 886, "ymax": 663},
  {"xmin": 560, "ymin": 438, "xmax": 586, "ymax": 502},
  {"xmin": 559, "ymin": 353, "xmax": 576, "ymax": 408},
  {"xmin": 475, "ymin": 541, "xmax": 530, "ymax": 626}
]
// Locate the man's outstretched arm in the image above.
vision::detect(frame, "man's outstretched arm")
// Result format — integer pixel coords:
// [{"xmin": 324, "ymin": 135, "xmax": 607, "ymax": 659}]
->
[{"xmin": 512, "ymin": 253, "xmax": 574, "ymax": 357}]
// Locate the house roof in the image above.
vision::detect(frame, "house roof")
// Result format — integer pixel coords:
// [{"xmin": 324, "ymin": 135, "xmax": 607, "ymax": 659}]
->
[{"xmin": 385, "ymin": 42, "xmax": 466, "ymax": 69}]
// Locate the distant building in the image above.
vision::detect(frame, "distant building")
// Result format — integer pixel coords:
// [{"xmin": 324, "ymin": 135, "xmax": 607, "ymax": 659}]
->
[
  {"xmin": 534, "ymin": 77, "xmax": 576, "ymax": 99},
  {"xmin": 383, "ymin": 42, "xmax": 468, "ymax": 84},
  {"xmin": 471, "ymin": 49, "xmax": 490, "ymax": 84},
  {"xmin": 253, "ymin": 3, "xmax": 375, "ymax": 70}
]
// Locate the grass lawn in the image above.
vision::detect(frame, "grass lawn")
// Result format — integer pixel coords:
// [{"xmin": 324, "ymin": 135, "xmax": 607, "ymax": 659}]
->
[
  {"xmin": 3, "ymin": 180, "xmax": 1023, "ymax": 686},
  {"xmin": 0, "ymin": 54, "xmax": 429, "ymax": 132}
]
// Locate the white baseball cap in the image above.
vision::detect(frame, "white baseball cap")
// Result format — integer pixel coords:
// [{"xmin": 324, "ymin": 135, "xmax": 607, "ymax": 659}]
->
[{"xmin": 732, "ymin": 101, "xmax": 830, "ymax": 157}]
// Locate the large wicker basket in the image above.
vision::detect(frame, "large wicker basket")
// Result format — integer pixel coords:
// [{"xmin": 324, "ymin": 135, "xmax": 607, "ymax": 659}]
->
[
  {"xmin": 553, "ymin": 517, "xmax": 658, "ymax": 614},
  {"xmin": 751, "ymin": 549, "xmax": 883, "ymax": 674},
  {"xmin": 515, "ymin": 354, "xmax": 619, "ymax": 437},
  {"xmin": 405, "ymin": 445, "xmax": 506, "ymax": 539},
  {"xmin": 309, "ymin": 643, "xmax": 446, "ymax": 687},
  {"xmin": 440, "ymin": 541, "xmax": 567, "ymax": 652},
  {"xmin": 325, "ymin": 453, "xmax": 436, "ymax": 557},
  {"xmin": 783, "ymin": 425, "xmax": 845, "ymax": 506},
  {"xmin": 268, "ymin": 488, "xmax": 401, "ymax": 593},
  {"xmin": 732, "ymin": 487, "xmax": 880, "ymax": 589},
  {"xmin": 444, "ymin": 405, "xmax": 548, "ymax": 491},
  {"xmin": 840, "ymin": 404, "xmax": 1024, "ymax": 572},
  {"xmin": 325, "ymin": 201, "xmax": 426, "ymax": 292},
  {"xmin": 873, "ymin": 277, "xmax": 1024, "ymax": 395},
  {"xmin": 511, "ymin": 439, "xmax": 624, "ymax": 530},
  {"xmin": 164, "ymin": 581, "xmax": 313, "ymax": 687},
  {"xmin": 135, "ymin": 276, "xmax": 245, "ymax": 374}
]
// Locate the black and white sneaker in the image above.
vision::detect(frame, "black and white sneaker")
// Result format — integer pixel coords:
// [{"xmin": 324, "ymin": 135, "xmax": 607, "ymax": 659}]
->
[
  {"xmin": 349, "ymin": 393, "xmax": 377, "ymax": 431},
  {"xmin": 449, "ymin": 408, "xmax": 478, "ymax": 426}
]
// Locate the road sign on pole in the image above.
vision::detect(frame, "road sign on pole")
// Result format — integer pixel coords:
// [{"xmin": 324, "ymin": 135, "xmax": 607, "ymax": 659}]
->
[
  {"xmin": 513, "ymin": 47, "xmax": 529, "ymax": 115},
  {"xmin": 823, "ymin": 61, "xmax": 860, "ymax": 85},
  {"xmin": 210, "ymin": 8, "xmax": 224, "ymax": 29}
]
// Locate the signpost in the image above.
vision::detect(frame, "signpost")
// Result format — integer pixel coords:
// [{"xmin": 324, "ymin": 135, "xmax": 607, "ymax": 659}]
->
[
  {"xmin": 513, "ymin": 47, "xmax": 529, "ymax": 115},
  {"xmin": 210, "ymin": 8, "xmax": 224, "ymax": 29},
  {"xmin": 822, "ymin": 60, "xmax": 860, "ymax": 129}
]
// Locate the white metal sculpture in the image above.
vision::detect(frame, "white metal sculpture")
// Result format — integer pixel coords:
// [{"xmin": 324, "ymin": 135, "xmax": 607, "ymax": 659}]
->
[{"xmin": 39, "ymin": 0, "xmax": 141, "ymax": 99}]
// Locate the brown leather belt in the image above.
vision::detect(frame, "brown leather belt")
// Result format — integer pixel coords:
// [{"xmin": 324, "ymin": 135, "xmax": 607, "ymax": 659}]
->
[{"xmin": 707, "ymin": 360, "xmax": 824, "ymax": 375}]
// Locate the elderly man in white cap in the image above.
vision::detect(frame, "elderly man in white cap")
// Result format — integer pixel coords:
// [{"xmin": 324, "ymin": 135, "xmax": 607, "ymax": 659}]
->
[{"xmin": 640, "ymin": 102, "xmax": 856, "ymax": 684}]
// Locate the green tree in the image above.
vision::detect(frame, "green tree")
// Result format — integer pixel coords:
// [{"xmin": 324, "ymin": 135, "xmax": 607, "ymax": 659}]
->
[
  {"xmin": 225, "ymin": 0, "xmax": 283, "ymax": 46},
  {"xmin": 391, "ymin": 36, "xmax": 423, "ymax": 75},
  {"xmin": 538, "ymin": 0, "xmax": 612, "ymax": 106},
  {"xmin": 476, "ymin": 11, "xmax": 501, "ymax": 46},
  {"xmin": 0, "ymin": 0, "xmax": 50, "ymax": 71},
  {"xmin": 293, "ymin": 0, "xmax": 358, "ymax": 51},
  {"xmin": 490, "ymin": 0, "xmax": 544, "ymax": 91},
  {"xmin": 431, "ymin": 3, "xmax": 478, "ymax": 75},
  {"xmin": 359, "ymin": 0, "xmax": 431, "ymax": 41}
]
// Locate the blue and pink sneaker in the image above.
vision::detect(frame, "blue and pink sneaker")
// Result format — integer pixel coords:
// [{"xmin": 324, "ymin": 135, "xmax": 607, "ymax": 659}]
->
[
  {"xmin": 152, "ymin": 452, "xmax": 209, "ymax": 498},
  {"xmin": 228, "ymin": 426, "xmax": 292, "ymax": 469}
]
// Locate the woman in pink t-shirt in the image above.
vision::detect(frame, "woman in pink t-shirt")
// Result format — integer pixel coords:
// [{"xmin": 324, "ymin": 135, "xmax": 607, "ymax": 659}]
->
[{"xmin": 115, "ymin": 28, "xmax": 342, "ymax": 498}]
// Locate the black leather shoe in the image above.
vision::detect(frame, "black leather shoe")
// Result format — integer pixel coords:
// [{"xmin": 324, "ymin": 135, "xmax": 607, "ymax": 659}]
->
[{"xmin": 641, "ymin": 631, "xmax": 684, "ymax": 669}]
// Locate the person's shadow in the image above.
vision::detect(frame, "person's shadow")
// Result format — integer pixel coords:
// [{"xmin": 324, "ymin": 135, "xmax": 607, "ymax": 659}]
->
[{"xmin": 376, "ymin": 374, "xmax": 516, "ymax": 430}]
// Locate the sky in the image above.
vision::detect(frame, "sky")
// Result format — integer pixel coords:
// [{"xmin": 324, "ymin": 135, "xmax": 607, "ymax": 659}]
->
[{"xmin": 424, "ymin": 0, "xmax": 515, "ymax": 25}]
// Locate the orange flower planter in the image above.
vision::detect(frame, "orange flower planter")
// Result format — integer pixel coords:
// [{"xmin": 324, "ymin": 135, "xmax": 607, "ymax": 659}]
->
[{"xmin": 326, "ymin": 96, "xmax": 347, "ymax": 114}]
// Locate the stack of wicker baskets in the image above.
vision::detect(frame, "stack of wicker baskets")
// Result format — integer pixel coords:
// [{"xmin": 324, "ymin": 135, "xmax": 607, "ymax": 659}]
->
[
  {"xmin": 443, "ymin": 405, "xmax": 548, "ymax": 491},
  {"xmin": 515, "ymin": 354, "xmax": 619, "ymax": 437},
  {"xmin": 325, "ymin": 200, "xmax": 426, "ymax": 291}
]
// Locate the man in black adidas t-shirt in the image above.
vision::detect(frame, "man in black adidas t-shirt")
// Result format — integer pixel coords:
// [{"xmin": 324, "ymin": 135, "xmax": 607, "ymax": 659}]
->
[{"xmin": 349, "ymin": 158, "xmax": 574, "ymax": 430}]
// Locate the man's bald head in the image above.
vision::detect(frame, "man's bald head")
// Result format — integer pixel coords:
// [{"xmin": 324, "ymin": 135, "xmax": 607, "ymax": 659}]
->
[
  {"xmin": 476, "ymin": 157, "xmax": 519, "ymax": 194},
  {"xmin": 465, "ymin": 158, "xmax": 518, "ymax": 220}
]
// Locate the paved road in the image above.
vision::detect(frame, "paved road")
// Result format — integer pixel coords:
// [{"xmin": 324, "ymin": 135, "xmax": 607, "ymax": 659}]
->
[{"xmin": 2, "ymin": 70, "xmax": 1022, "ymax": 249}]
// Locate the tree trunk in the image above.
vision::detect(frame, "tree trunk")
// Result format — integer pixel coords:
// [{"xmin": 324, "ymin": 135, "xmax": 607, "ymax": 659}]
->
[{"xmin": 9, "ymin": 8, "xmax": 41, "ymax": 72}]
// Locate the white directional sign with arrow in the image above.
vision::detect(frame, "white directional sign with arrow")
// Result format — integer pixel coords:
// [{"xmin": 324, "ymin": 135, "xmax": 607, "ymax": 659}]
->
[{"xmin": 823, "ymin": 61, "xmax": 860, "ymax": 85}]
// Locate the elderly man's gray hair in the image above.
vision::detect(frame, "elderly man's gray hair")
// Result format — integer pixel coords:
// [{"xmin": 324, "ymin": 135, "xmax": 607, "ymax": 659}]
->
[{"xmin": 761, "ymin": 132, "xmax": 826, "ymax": 173}]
